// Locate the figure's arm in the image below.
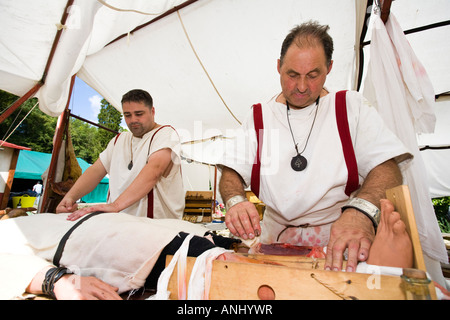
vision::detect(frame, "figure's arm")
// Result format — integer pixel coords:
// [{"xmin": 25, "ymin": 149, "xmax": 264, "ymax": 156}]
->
[
  {"xmin": 66, "ymin": 148, "xmax": 173, "ymax": 220},
  {"xmin": 325, "ymin": 159, "xmax": 403, "ymax": 272},
  {"xmin": 219, "ymin": 166, "xmax": 261, "ymax": 240},
  {"xmin": 26, "ymin": 265, "xmax": 122, "ymax": 300},
  {"xmin": 56, "ymin": 159, "xmax": 107, "ymax": 213}
]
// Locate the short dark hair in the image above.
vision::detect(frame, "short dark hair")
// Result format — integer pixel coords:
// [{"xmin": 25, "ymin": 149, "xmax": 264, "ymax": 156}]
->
[
  {"xmin": 280, "ymin": 21, "xmax": 334, "ymax": 67},
  {"xmin": 121, "ymin": 89, "xmax": 153, "ymax": 108}
]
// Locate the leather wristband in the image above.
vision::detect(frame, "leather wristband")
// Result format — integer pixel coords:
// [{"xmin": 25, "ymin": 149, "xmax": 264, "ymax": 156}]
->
[
  {"xmin": 341, "ymin": 197, "xmax": 380, "ymax": 231},
  {"xmin": 225, "ymin": 195, "xmax": 248, "ymax": 211},
  {"xmin": 42, "ymin": 267, "xmax": 72, "ymax": 299}
]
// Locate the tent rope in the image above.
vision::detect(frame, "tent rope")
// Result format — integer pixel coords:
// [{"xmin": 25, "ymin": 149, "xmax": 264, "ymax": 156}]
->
[
  {"xmin": 176, "ymin": 10, "xmax": 241, "ymax": 125},
  {"xmin": 0, "ymin": 101, "xmax": 39, "ymax": 148},
  {"xmin": 96, "ymin": 0, "xmax": 163, "ymax": 15}
]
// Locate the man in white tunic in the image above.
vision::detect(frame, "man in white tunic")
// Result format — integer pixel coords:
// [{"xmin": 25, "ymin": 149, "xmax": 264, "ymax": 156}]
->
[
  {"xmin": 218, "ymin": 22, "xmax": 412, "ymax": 273},
  {"xmin": 56, "ymin": 89, "xmax": 184, "ymax": 220}
]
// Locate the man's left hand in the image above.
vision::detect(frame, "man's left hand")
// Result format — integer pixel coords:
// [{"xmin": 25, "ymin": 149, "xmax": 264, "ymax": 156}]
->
[
  {"xmin": 66, "ymin": 203, "xmax": 120, "ymax": 221},
  {"xmin": 324, "ymin": 208, "xmax": 375, "ymax": 272}
]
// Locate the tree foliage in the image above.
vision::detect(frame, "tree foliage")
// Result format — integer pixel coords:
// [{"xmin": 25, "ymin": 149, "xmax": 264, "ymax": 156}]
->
[
  {"xmin": 0, "ymin": 89, "xmax": 124, "ymax": 164},
  {"xmin": 432, "ymin": 197, "xmax": 450, "ymax": 233},
  {"xmin": 97, "ymin": 99, "xmax": 123, "ymax": 151},
  {"xmin": 0, "ymin": 92, "xmax": 57, "ymax": 153}
]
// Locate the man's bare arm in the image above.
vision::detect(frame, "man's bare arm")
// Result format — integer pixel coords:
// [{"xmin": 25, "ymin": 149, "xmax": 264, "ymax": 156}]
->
[
  {"xmin": 219, "ymin": 166, "xmax": 261, "ymax": 239},
  {"xmin": 354, "ymin": 159, "xmax": 403, "ymax": 208},
  {"xmin": 112, "ymin": 148, "xmax": 173, "ymax": 211},
  {"xmin": 325, "ymin": 159, "xmax": 403, "ymax": 272},
  {"xmin": 56, "ymin": 159, "xmax": 107, "ymax": 213},
  {"xmin": 219, "ymin": 166, "xmax": 247, "ymax": 202},
  {"xmin": 67, "ymin": 148, "xmax": 173, "ymax": 220}
]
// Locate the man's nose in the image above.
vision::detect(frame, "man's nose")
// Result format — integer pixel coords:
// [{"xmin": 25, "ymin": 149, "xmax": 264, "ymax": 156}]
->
[
  {"xmin": 296, "ymin": 77, "xmax": 308, "ymax": 93},
  {"xmin": 129, "ymin": 115, "xmax": 139, "ymax": 123}
]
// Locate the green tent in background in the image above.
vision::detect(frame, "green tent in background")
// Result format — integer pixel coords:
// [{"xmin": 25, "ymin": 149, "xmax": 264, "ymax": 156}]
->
[{"xmin": 15, "ymin": 150, "xmax": 108, "ymax": 203}]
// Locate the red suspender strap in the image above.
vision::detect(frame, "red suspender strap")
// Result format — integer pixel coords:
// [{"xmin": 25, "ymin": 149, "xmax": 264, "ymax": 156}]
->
[
  {"xmin": 107, "ymin": 133, "xmax": 122, "ymax": 202},
  {"xmin": 251, "ymin": 104, "xmax": 263, "ymax": 198},
  {"xmin": 146, "ymin": 125, "xmax": 174, "ymax": 218},
  {"xmin": 114, "ymin": 133, "xmax": 121, "ymax": 144},
  {"xmin": 147, "ymin": 191, "xmax": 154, "ymax": 218},
  {"xmin": 335, "ymin": 91, "xmax": 360, "ymax": 196}
]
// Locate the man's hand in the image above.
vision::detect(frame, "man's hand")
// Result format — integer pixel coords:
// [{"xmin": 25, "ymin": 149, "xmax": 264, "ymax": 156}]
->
[
  {"xmin": 324, "ymin": 208, "xmax": 375, "ymax": 272},
  {"xmin": 324, "ymin": 159, "xmax": 402, "ymax": 272},
  {"xmin": 225, "ymin": 201, "xmax": 261, "ymax": 240},
  {"xmin": 66, "ymin": 203, "xmax": 120, "ymax": 221},
  {"xmin": 56, "ymin": 198, "xmax": 78, "ymax": 214},
  {"xmin": 54, "ymin": 274, "xmax": 122, "ymax": 300}
]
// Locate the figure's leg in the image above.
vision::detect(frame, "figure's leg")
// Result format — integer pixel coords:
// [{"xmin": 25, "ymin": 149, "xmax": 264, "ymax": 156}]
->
[{"xmin": 366, "ymin": 199, "xmax": 413, "ymax": 268}]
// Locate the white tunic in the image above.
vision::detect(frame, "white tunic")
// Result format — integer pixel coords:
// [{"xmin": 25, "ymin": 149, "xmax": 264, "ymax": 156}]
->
[
  {"xmin": 100, "ymin": 126, "xmax": 185, "ymax": 219},
  {"xmin": 219, "ymin": 91, "xmax": 412, "ymax": 245}
]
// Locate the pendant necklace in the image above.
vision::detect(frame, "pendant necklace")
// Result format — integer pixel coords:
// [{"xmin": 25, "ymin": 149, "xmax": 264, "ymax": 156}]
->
[
  {"xmin": 128, "ymin": 136, "xmax": 134, "ymax": 170},
  {"xmin": 286, "ymin": 96, "xmax": 320, "ymax": 171}
]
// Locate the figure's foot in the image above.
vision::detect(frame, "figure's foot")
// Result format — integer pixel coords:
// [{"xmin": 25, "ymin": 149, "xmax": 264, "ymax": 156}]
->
[{"xmin": 366, "ymin": 199, "xmax": 413, "ymax": 268}]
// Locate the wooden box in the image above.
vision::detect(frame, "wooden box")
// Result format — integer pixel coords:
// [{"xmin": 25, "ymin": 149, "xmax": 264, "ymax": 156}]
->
[{"xmin": 183, "ymin": 191, "xmax": 214, "ymax": 223}]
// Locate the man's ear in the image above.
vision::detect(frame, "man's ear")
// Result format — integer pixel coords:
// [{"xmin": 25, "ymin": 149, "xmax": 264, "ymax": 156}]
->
[{"xmin": 327, "ymin": 60, "xmax": 333, "ymax": 75}]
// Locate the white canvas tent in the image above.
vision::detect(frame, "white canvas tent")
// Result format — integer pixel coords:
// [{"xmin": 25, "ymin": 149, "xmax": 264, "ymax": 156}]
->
[
  {"xmin": 1, "ymin": 0, "xmax": 449, "ymax": 187},
  {"xmin": 0, "ymin": 0, "xmax": 449, "ymax": 276}
]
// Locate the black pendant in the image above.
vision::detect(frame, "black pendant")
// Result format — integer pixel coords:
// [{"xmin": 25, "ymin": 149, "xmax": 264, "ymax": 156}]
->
[
  {"xmin": 291, "ymin": 154, "xmax": 307, "ymax": 171},
  {"xmin": 128, "ymin": 161, "xmax": 133, "ymax": 170}
]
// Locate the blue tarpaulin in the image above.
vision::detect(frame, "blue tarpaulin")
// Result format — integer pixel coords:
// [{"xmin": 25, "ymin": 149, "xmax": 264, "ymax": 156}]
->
[{"xmin": 15, "ymin": 150, "xmax": 108, "ymax": 203}]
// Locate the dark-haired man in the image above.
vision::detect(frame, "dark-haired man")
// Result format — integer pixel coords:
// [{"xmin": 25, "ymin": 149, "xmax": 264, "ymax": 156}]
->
[
  {"xmin": 218, "ymin": 21, "xmax": 412, "ymax": 273},
  {"xmin": 56, "ymin": 89, "xmax": 184, "ymax": 220}
]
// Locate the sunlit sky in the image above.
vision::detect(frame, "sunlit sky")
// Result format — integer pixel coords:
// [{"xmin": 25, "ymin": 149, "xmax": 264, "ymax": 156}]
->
[{"xmin": 69, "ymin": 77, "xmax": 126, "ymax": 129}]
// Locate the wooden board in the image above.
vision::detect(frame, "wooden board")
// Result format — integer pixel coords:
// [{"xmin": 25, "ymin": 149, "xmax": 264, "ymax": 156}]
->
[
  {"xmin": 241, "ymin": 253, "xmax": 346, "ymax": 270},
  {"xmin": 386, "ymin": 185, "xmax": 426, "ymax": 271},
  {"xmin": 386, "ymin": 185, "xmax": 436, "ymax": 299},
  {"xmin": 167, "ymin": 256, "xmax": 406, "ymax": 300},
  {"xmin": 165, "ymin": 185, "xmax": 437, "ymax": 300}
]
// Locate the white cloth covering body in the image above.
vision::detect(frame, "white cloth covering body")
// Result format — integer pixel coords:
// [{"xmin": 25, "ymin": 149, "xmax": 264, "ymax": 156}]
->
[
  {"xmin": 0, "ymin": 213, "xmax": 209, "ymax": 299},
  {"xmin": 100, "ymin": 126, "xmax": 185, "ymax": 219},
  {"xmin": 0, "ymin": 213, "xmax": 446, "ymax": 300},
  {"xmin": 219, "ymin": 91, "xmax": 412, "ymax": 245}
]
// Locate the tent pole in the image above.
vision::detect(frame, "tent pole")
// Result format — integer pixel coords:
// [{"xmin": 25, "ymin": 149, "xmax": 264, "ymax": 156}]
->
[
  {"xmin": 40, "ymin": 75, "xmax": 76, "ymax": 213},
  {"xmin": 0, "ymin": 82, "xmax": 42, "ymax": 125},
  {"xmin": 0, "ymin": 149, "xmax": 20, "ymax": 210},
  {"xmin": 69, "ymin": 112, "xmax": 119, "ymax": 134},
  {"xmin": 41, "ymin": 0, "xmax": 75, "ymax": 84},
  {"xmin": 356, "ymin": 0, "xmax": 373, "ymax": 91},
  {"xmin": 213, "ymin": 165, "xmax": 217, "ymax": 206},
  {"xmin": 106, "ymin": 0, "xmax": 199, "ymax": 47}
]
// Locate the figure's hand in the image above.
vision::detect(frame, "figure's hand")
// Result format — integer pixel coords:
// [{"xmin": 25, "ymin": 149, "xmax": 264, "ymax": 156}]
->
[
  {"xmin": 53, "ymin": 274, "xmax": 122, "ymax": 300},
  {"xmin": 225, "ymin": 201, "xmax": 261, "ymax": 240},
  {"xmin": 66, "ymin": 203, "xmax": 120, "ymax": 221},
  {"xmin": 56, "ymin": 198, "xmax": 78, "ymax": 214},
  {"xmin": 324, "ymin": 208, "xmax": 375, "ymax": 273}
]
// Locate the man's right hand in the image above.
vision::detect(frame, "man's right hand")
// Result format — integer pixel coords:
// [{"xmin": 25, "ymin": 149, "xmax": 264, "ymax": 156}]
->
[
  {"xmin": 225, "ymin": 201, "xmax": 261, "ymax": 240},
  {"xmin": 55, "ymin": 198, "xmax": 78, "ymax": 214}
]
